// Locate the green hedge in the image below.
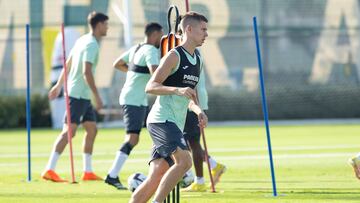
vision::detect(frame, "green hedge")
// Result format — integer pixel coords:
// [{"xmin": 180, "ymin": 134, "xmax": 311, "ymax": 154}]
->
[
  {"xmin": 0, "ymin": 94, "xmax": 51, "ymax": 128},
  {"xmin": 207, "ymin": 85, "xmax": 360, "ymax": 121},
  {"xmin": 1, "ymin": 86, "xmax": 359, "ymax": 128}
]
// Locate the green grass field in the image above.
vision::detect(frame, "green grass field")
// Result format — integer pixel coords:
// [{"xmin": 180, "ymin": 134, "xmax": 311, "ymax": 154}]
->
[{"xmin": 1, "ymin": 124, "xmax": 360, "ymax": 202}]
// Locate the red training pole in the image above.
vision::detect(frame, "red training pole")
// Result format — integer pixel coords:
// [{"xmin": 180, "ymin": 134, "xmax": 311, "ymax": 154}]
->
[
  {"xmin": 200, "ymin": 127, "xmax": 215, "ymax": 192},
  {"xmin": 61, "ymin": 23, "xmax": 76, "ymax": 183},
  {"xmin": 185, "ymin": 0, "xmax": 189, "ymax": 12},
  {"xmin": 195, "ymin": 92, "xmax": 215, "ymax": 192}
]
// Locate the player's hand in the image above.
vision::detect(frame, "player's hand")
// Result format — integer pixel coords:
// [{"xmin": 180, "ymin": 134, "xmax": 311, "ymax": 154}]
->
[
  {"xmin": 177, "ymin": 87, "xmax": 197, "ymax": 101},
  {"xmin": 95, "ymin": 95, "xmax": 103, "ymax": 111},
  {"xmin": 48, "ymin": 85, "xmax": 61, "ymax": 100},
  {"xmin": 198, "ymin": 111, "xmax": 208, "ymax": 129}
]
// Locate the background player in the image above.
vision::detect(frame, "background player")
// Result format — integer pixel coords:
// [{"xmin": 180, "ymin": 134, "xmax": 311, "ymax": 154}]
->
[
  {"xmin": 182, "ymin": 68, "xmax": 226, "ymax": 192},
  {"xmin": 41, "ymin": 11, "xmax": 109, "ymax": 182},
  {"xmin": 104, "ymin": 22, "xmax": 163, "ymax": 190}
]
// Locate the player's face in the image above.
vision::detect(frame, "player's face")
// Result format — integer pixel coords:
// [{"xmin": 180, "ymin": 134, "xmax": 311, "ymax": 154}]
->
[
  {"xmin": 98, "ymin": 20, "xmax": 109, "ymax": 36},
  {"xmin": 153, "ymin": 30, "xmax": 164, "ymax": 48},
  {"xmin": 190, "ymin": 21, "xmax": 208, "ymax": 46}
]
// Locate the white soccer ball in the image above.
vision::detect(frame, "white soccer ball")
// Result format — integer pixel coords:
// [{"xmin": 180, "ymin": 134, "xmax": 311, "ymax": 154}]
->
[
  {"xmin": 127, "ymin": 172, "xmax": 147, "ymax": 192},
  {"xmin": 179, "ymin": 171, "xmax": 194, "ymax": 188}
]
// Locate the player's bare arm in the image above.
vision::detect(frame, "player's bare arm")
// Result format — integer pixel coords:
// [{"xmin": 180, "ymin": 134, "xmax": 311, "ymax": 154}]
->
[
  {"xmin": 146, "ymin": 51, "xmax": 196, "ymax": 100},
  {"xmin": 83, "ymin": 62, "xmax": 103, "ymax": 110},
  {"xmin": 113, "ymin": 57, "xmax": 128, "ymax": 72},
  {"xmin": 188, "ymin": 100, "xmax": 208, "ymax": 128},
  {"xmin": 48, "ymin": 56, "xmax": 72, "ymax": 100}
]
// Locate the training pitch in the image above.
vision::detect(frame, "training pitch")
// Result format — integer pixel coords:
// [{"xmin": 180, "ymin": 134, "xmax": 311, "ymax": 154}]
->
[{"xmin": 1, "ymin": 124, "xmax": 360, "ymax": 202}]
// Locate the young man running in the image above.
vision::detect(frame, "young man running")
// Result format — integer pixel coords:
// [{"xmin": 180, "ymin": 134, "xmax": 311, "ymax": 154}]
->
[
  {"xmin": 104, "ymin": 22, "xmax": 163, "ymax": 190},
  {"xmin": 129, "ymin": 12, "xmax": 209, "ymax": 203},
  {"xmin": 42, "ymin": 11, "xmax": 108, "ymax": 182}
]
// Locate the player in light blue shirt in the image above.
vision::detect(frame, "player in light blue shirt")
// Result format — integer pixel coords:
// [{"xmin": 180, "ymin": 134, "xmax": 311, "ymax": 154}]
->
[
  {"xmin": 42, "ymin": 12, "xmax": 108, "ymax": 182},
  {"xmin": 105, "ymin": 23, "xmax": 163, "ymax": 190}
]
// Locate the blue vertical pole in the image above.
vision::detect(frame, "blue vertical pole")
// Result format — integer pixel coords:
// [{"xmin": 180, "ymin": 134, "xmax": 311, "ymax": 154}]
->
[
  {"xmin": 26, "ymin": 24, "xmax": 31, "ymax": 182},
  {"xmin": 253, "ymin": 17, "xmax": 277, "ymax": 196}
]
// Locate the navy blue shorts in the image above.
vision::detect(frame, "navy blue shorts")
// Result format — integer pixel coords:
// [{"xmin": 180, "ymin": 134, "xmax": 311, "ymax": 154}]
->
[
  {"xmin": 183, "ymin": 110, "xmax": 201, "ymax": 142},
  {"xmin": 122, "ymin": 105, "xmax": 147, "ymax": 134},
  {"xmin": 63, "ymin": 97, "xmax": 96, "ymax": 125},
  {"xmin": 149, "ymin": 145, "xmax": 174, "ymax": 167},
  {"xmin": 148, "ymin": 121, "xmax": 189, "ymax": 161}
]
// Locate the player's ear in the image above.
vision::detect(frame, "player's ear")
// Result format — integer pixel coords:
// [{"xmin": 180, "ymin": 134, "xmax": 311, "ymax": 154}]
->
[{"xmin": 186, "ymin": 24, "xmax": 191, "ymax": 32}]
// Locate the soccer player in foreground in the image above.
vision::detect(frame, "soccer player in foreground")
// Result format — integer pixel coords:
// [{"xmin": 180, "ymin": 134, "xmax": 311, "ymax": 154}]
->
[
  {"xmin": 129, "ymin": 12, "xmax": 208, "ymax": 203},
  {"xmin": 104, "ymin": 22, "xmax": 163, "ymax": 190},
  {"xmin": 182, "ymin": 68, "xmax": 226, "ymax": 192},
  {"xmin": 41, "ymin": 11, "xmax": 108, "ymax": 182}
]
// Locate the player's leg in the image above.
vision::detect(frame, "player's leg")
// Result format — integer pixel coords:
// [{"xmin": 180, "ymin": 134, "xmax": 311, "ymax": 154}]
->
[
  {"xmin": 148, "ymin": 121, "xmax": 192, "ymax": 202},
  {"xmin": 182, "ymin": 111, "xmax": 206, "ymax": 191},
  {"xmin": 205, "ymin": 152, "xmax": 226, "ymax": 185},
  {"xmin": 184, "ymin": 111, "xmax": 203, "ymax": 177},
  {"xmin": 129, "ymin": 153, "xmax": 172, "ymax": 203},
  {"xmin": 81, "ymin": 100, "xmax": 102, "ymax": 181},
  {"xmin": 105, "ymin": 132, "xmax": 139, "ymax": 189},
  {"xmin": 193, "ymin": 110, "xmax": 226, "ymax": 185},
  {"xmin": 349, "ymin": 155, "xmax": 360, "ymax": 179},
  {"xmin": 145, "ymin": 121, "xmax": 192, "ymax": 202},
  {"xmin": 183, "ymin": 110, "xmax": 226, "ymax": 188},
  {"xmin": 81, "ymin": 121, "xmax": 102, "ymax": 180},
  {"xmin": 42, "ymin": 123, "xmax": 78, "ymax": 182},
  {"xmin": 189, "ymin": 139, "xmax": 204, "ymax": 177},
  {"xmin": 106, "ymin": 105, "xmax": 147, "ymax": 189},
  {"xmin": 42, "ymin": 97, "xmax": 83, "ymax": 182},
  {"xmin": 182, "ymin": 139, "xmax": 207, "ymax": 192},
  {"xmin": 153, "ymin": 147, "xmax": 192, "ymax": 202}
]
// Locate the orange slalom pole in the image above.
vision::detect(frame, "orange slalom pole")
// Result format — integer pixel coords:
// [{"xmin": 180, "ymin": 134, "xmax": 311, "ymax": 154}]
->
[{"xmin": 61, "ymin": 23, "xmax": 76, "ymax": 183}]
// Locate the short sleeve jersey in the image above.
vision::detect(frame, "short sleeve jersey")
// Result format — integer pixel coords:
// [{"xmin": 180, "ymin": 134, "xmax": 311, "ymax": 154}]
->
[
  {"xmin": 119, "ymin": 44, "xmax": 160, "ymax": 106},
  {"xmin": 67, "ymin": 33, "xmax": 99, "ymax": 100}
]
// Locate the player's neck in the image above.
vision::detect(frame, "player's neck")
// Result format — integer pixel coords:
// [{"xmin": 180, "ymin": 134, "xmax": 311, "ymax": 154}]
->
[
  {"xmin": 90, "ymin": 31, "xmax": 102, "ymax": 42},
  {"xmin": 144, "ymin": 37, "xmax": 156, "ymax": 47},
  {"xmin": 180, "ymin": 42, "xmax": 196, "ymax": 55},
  {"xmin": 144, "ymin": 38, "xmax": 151, "ymax": 45}
]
